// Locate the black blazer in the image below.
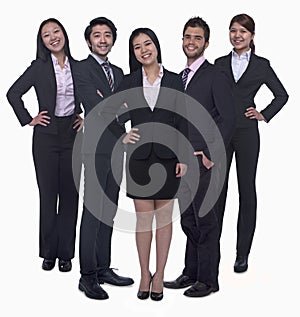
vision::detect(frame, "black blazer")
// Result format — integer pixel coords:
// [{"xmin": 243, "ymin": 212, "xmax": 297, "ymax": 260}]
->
[
  {"xmin": 101, "ymin": 67, "xmax": 188, "ymax": 162},
  {"xmin": 214, "ymin": 52, "xmax": 289, "ymax": 128},
  {"xmin": 6, "ymin": 57, "xmax": 82, "ymax": 134},
  {"xmin": 183, "ymin": 60, "xmax": 236, "ymax": 161},
  {"xmin": 72, "ymin": 55, "xmax": 124, "ymax": 155}
]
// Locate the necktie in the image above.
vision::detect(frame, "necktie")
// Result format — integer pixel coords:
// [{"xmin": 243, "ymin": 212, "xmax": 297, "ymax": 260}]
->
[
  {"xmin": 102, "ymin": 62, "xmax": 114, "ymax": 92},
  {"xmin": 182, "ymin": 67, "xmax": 191, "ymax": 90}
]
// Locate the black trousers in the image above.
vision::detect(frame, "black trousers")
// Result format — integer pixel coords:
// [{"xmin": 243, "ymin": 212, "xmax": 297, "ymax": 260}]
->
[
  {"xmin": 32, "ymin": 117, "xmax": 82, "ymax": 260},
  {"xmin": 179, "ymin": 161, "xmax": 221, "ymax": 289},
  {"xmin": 79, "ymin": 152, "xmax": 123, "ymax": 277},
  {"xmin": 218, "ymin": 126, "xmax": 260, "ymax": 256}
]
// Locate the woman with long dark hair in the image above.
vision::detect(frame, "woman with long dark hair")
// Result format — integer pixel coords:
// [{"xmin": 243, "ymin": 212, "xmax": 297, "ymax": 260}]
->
[
  {"xmin": 111, "ymin": 27, "xmax": 187, "ymax": 300},
  {"xmin": 6, "ymin": 18, "xmax": 83, "ymax": 272}
]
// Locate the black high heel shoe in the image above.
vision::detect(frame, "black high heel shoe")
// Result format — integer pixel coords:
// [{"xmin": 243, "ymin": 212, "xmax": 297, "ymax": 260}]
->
[
  {"xmin": 150, "ymin": 290, "xmax": 163, "ymax": 301},
  {"xmin": 137, "ymin": 272, "xmax": 153, "ymax": 300},
  {"xmin": 150, "ymin": 273, "xmax": 164, "ymax": 301}
]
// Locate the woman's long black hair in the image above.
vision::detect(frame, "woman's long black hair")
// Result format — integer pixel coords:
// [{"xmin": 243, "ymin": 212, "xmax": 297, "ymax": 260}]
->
[
  {"xmin": 36, "ymin": 18, "xmax": 73, "ymax": 61},
  {"xmin": 129, "ymin": 27, "xmax": 162, "ymax": 73}
]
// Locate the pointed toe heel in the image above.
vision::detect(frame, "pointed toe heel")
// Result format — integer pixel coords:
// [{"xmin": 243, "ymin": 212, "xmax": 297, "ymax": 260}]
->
[
  {"xmin": 150, "ymin": 291, "xmax": 163, "ymax": 301},
  {"xmin": 137, "ymin": 290, "xmax": 150, "ymax": 300},
  {"xmin": 137, "ymin": 272, "xmax": 152, "ymax": 300}
]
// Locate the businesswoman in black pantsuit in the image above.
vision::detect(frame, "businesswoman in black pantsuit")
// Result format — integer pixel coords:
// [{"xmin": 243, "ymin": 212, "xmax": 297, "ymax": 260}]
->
[
  {"xmin": 215, "ymin": 13, "xmax": 288, "ymax": 273},
  {"xmin": 6, "ymin": 18, "xmax": 83, "ymax": 272},
  {"xmin": 105, "ymin": 28, "xmax": 187, "ymax": 300}
]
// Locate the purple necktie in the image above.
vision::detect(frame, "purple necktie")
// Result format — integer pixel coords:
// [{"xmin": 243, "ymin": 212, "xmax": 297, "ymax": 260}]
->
[{"xmin": 182, "ymin": 67, "xmax": 191, "ymax": 90}]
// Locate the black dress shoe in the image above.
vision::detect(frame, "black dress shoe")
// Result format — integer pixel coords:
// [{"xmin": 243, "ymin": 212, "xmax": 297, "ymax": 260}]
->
[
  {"xmin": 184, "ymin": 281, "xmax": 219, "ymax": 297},
  {"xmin": 79, "ymin": 276, "xmax": 109, "ymax": 300},
  {"xmin": 42, "ymin": 259, "xmax": 56, "ymax": 271},
  {"xmin": 58, "ymin": 259, "xmax": 72, "ymax": 272},
  {"xmin": 98, "ymin": 268, "xmax": 134, "ymax": 286},
  {"xmin": 234, "ymin": 255, "xmax": 248, "ymax": 273},
  {"xmin": 163, "ymin": 274, "xmax": 196, "ymax": 289},
  {"xmin": 137, "ymin": 273, "xmax": 152, "ymax": 300}
]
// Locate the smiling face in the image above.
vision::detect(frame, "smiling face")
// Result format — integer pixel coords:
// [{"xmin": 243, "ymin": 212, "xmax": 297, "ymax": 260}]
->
[
  {"xmin": 87, "ymin": 24, "xmax": 114, "ymax": 60},
  {"xmin": 132, "ymin": 33, "xmax": 158, "ymax": 67},
  {"xmin": 229, "ymin": 22, "xmax": 254, "ymax": 55},
  {"xmin": 41, "ymin": 22, "xmax": 65, "ymax": 55},
  {"xmin": 182, "ymin": 26, "xmax": 208, "ymax": 64}
]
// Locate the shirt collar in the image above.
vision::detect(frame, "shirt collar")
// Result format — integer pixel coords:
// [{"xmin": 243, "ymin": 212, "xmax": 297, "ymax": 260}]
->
[
  {"xmin": 184, "ymin": 56, "xmax": 206, "ymax": 73},
  {"xmin": 232, "ymin": 49, "xmax": 251, "ymax": 60},
  {"xmin": 51, "ymin": 54, "xmax": 69, "ymax": 68},
  {"xmin": 51, "ymin": 54, "xmax": 70, "ymax": 67},
  {"xmin": 142, "ymin": 63, "xmax": 164, "ymax": 79},
  {"xmin": 91, "ymin": 53, "xmax": 109, "ymax": 66}
]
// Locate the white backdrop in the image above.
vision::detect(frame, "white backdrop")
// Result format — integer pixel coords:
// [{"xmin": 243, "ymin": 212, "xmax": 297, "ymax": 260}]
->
[{"xmin": 1, "ymin": 1, "xmax": 299, "ymax": 316}]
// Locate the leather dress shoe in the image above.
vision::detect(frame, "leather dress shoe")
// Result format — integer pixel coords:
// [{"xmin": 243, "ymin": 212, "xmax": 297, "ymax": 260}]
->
[
  {"xmin": 98, "ymin": 268, "xmax": 134, "ymax": 286},
  {"xmin": 184, "ymin": 281, "xmax": 219, "ymax": 297},
  {"xmin": 234, "ymin": 255, "xmax": 248, "ymax": 273},
  {"xmin": 163, "ymin": 274, "xmax": 196, "ymax": 289},
  {"xmin": 42, "ymin": 259, "xmax": 56, "ymax": 271},
  {"xmin": 58, "ymin": 259, "xmax": 72, "ymax": 272},
  {"xmin": 137, "ymin": 273, "xmax": 152, "ymax": 300},
  {"xmin": 79, "ymin": 276, "xmax": 108, "ymax": 300}
]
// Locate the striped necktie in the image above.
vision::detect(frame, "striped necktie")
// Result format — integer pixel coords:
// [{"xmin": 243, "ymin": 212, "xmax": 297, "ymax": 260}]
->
[
  {"xmin": 182, "ymin": 67, "xmax": 191, "ymax": 90},
  {"xmin": 102, "ymin": 62, "xmax": 114, "ymax": 92}
]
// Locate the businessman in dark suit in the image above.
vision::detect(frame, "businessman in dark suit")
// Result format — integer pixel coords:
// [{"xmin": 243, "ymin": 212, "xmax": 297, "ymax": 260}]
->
[
  {"xmin": 73, "ymin": 17, "xmax": 133, "ymax": 300},
  {"xmin": 164, "ymin": 17, "xmax": 235, "ymax": 297}
]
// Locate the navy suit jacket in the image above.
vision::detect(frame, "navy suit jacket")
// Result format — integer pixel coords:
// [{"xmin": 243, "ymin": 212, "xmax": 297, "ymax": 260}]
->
[
  {"xmin": 214, "ymin": 53, "xmax": 289, "ymax": 128},
  {"xmin": 6, "ymin": 57, "xmax": 82, "ymax": 134}
]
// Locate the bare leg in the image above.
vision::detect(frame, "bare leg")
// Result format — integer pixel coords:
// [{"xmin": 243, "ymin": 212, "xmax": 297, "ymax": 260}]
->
[
  {"xmin": 152, "ymin": 199, "xmax": 174, "ymax": 293},
  {"xmin": 134, "ymin": 199, "xmax": 154, "ymax": 291}
]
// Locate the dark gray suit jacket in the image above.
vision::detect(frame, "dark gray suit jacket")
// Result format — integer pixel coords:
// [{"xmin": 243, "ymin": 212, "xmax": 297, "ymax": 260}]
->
[
  {"xmin": 214, "ymin": 53, "xmax": 289, "ymax": 128},
  {"xmin": 183, "ymin": 60, "xmax": 236, "ymax": 162},
  {"xmin": 72, "ymin": 55, "xmax": 124, "ymax": 155},
  {"xmin": 100, "ymin": 67, "xmax": 188, "ymax": 163},
  {"xmin": 6, "ymin": 57, "xmax": 82, "ymax": 134}
]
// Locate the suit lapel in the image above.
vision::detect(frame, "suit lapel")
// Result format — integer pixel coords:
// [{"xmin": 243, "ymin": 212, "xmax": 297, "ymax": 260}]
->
[
  {"xmin": 185, "ymin": 60, "xmax": 210, "ymax": 90},
  {"xmin": 155, "ymin": 70, "xmax": 171, "ymax": 110},
  {"xmin": 224, "ymin": 53, "xmax": 236, "ymax": 83},
  {"xmin": 235, "ymin": 53, "xmax": 257, "ymax": 84},
  {"xmin": 224, "ymin": 52, "xmax": 257, "ymax": 85},
  {"xmin": 110, "ymin": 64, "xmax": 122, "ymax": 89},
  {"xmin": 44, "ymin": 59, "xmax": 57, "ymax": 110},
  {"xmin": 87, "ymin": 55, "xmax": 112, "ymax": 96},
  {"xmin": 133, "ymin": 70, "xmax": 152, "ymax": 110}
]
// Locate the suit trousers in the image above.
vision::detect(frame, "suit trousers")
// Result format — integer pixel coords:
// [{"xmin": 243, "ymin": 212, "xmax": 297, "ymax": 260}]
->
[
  {"xmin": 32, "ymin": 116, "xmax": 81, "ymax": 260},
  {"xmin": 218, "ymin": 126, "xmax": 260, "ymax": 256},
  {"xmin": 179, "ymin": 161, "xmax": 221, "ymax": 289},
  {"xmin": 79, "ymin": 152, "xmax": 123, "ymax": 277}
]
